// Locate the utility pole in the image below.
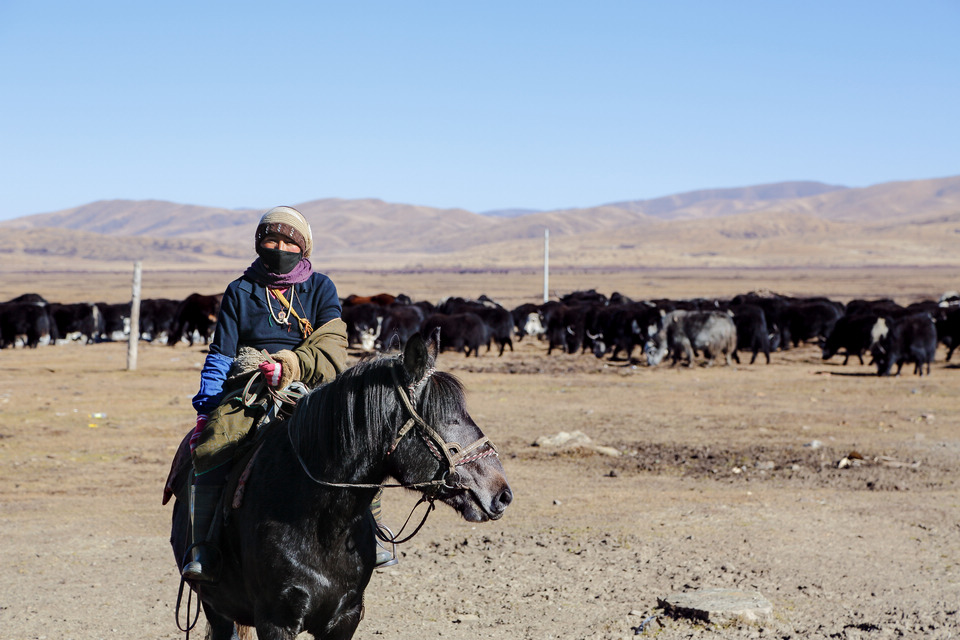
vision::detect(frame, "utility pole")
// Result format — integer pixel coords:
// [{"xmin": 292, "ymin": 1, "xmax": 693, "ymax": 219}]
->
[
  {"xmin": 543, "ymin": 229, "xmax": 550, "ymax": 303},
  {"xmin": 127, "ymin": 260, "xmax": 141, "ymax": 371}
]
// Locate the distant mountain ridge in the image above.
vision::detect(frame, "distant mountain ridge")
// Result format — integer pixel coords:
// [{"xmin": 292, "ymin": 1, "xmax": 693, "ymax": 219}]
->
[
  {"xmin": 600, "ymin": 181, "xmax": 848, "ymax": 219},
  {"xmin": 2, "ymin": 175, "xmax": 959, "ymax": 270},
  {"xmin": 3, "ymin": 180, "xmax": 850, "ymax": 236},
  {"xmin": 480, "ymin": 208, "xmax": 543, "ymax": 218}
]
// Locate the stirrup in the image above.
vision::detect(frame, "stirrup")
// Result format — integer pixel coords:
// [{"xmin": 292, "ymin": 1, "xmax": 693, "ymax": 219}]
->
[
  {"xmin": 376, "ymin": 544, "xmax": 398, "ymax": 568},
  {"xmin": 181, "ymin": 560, "xmax": 214, "ymax": 583},
  {"xmin": 375, "ymin": 525, "xmax": 399, "ymax": 569},
  {"xmin": 181, "ymin": 543, "xmax": 220, "ymax": 583}
]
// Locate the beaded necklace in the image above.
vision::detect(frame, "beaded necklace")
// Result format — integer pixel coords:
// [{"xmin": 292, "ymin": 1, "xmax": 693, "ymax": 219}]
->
[
  {"xmin": 265, "ymin": 287, "xmax": 294, "ymax": 328},
  {"xmin": 264, "ymin": 286, "xmax": 313, "ymax": 336}
]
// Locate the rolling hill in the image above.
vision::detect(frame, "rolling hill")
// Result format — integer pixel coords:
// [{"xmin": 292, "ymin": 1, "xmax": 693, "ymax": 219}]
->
[{"xmin": 2, "ymin": 176, "xmax": 959, "ymax": 271}]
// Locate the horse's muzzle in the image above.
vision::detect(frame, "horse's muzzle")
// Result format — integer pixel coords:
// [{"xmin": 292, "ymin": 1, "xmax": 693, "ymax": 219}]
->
[{"xmin": 485, "ymin": 485, "xmax": 513, "ymax": 520}]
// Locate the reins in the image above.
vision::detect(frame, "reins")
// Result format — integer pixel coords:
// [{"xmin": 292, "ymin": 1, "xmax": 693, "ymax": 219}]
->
[
  {"xmin": 375, "ymin": 494, "xmax": 436, "ymax": 545},
  {"xmin": 175, "ymin": 576, "xmax": 202, "ymax": 639},
  {"xmin": 286, "ymin": 361, "xmax": 498, "ymax": 493},
  {"xmin": 241, "ymin": 362, "xmax": 305, "ymax": 411}
]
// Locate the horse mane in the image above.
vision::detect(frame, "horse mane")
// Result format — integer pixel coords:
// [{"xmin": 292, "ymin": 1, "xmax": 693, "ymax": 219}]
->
[
  {"xmin": 415, "ymin": 368, "xmax": 467, "ymax": 425},
  {"xmin": 285, "ymin": 352, "xmax": 467, "ymax": 482}
]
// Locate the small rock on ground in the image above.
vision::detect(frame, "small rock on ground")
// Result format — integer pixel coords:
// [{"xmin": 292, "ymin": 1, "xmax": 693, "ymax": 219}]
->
[{"xmin": 658, "ymin": 588, "xmax": 773, "ymax": 624}]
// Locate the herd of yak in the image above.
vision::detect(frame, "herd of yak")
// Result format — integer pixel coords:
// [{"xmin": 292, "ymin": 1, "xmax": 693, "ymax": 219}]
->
[{"xmin": 2, "ymin": 288, "xmax": 959, "ymax": 377}]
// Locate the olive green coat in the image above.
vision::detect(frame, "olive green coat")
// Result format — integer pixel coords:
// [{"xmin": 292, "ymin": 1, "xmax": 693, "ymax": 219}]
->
[{"xmin": 191, "ymin": 318, "xmax": 348, "ymax": 474}]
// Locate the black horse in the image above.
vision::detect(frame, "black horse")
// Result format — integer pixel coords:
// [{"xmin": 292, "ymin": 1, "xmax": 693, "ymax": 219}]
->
[{"xmin": 168, "ymin": 333, "xmax": 513, "ymax": 639}]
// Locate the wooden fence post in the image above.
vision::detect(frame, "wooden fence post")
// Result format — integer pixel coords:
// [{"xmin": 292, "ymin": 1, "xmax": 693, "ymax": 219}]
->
[{"xmin": 127, "ymin": 261, "xmax": 142, "ymax": 371}]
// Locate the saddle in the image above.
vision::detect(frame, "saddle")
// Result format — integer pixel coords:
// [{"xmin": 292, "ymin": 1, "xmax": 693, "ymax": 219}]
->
[{"xmin": 161, "ymin": 379, "xmax": 306, "ymax": 508}]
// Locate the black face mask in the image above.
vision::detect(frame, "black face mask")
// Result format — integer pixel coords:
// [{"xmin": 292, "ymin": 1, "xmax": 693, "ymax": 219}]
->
[{"xmin": 256, "ymin": 246, "xmax": 302, "ymax": 274}]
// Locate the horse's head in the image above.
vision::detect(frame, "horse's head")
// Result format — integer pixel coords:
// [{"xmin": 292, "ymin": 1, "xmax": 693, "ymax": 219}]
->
[{"xmin": 388, "ymin": 331, "xmax": 513, "ymax": 522}]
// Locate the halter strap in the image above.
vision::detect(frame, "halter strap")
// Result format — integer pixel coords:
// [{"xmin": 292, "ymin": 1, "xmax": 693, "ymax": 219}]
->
[{"xmin": 388, "ymin": 364, "xmax": 497, "ymax": 487}]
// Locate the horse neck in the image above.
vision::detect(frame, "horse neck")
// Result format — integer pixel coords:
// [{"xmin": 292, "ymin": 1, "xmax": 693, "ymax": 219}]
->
[{"xmin": 286, "ymin": 370, "xmax": 397, "ymax": 488}]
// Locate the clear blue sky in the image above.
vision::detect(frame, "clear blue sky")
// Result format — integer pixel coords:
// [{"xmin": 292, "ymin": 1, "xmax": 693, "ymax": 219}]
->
[{"xmin": 2, "ymin": 1, "xmax": 958, "ymax": 220}]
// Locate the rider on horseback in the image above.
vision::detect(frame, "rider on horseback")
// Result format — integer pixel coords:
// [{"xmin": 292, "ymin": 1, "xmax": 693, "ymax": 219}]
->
[{"xmin": 181, "ymin": 206, "xmax": 396, "ymax": 583}]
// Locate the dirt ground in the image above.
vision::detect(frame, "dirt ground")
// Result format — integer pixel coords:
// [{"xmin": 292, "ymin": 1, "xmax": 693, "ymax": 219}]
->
[{"xmin": 1, "ymin": 269, "xmax": 959, "ymax": 639}]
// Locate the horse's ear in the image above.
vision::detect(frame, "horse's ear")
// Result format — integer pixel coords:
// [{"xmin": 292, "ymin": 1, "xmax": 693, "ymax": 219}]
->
[
  {"xmin": 385, "ymin": 332, "xmax": 401, "ymax": 352},
  {"xmin": 426, "ymin": 326, "xmax": 441, "ymax": 363},
  {"xmin": 403, "ymin": 333, "xmax": 429, "ymax": 381}
]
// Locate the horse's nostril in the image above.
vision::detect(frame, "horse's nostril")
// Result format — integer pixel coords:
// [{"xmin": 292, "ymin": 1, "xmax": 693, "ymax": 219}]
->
[{"xmin": 499, "ymin": 487, "xmax": 514, "ymax": 508}]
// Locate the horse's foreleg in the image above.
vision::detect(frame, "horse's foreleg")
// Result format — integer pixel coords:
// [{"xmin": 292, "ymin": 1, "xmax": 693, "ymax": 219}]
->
[
  {"xmin": 253, "ymin": 621, "xmax": 300, "ymax": 640},
  {"xmin": 201, "ymin": 605, "xmax": 239, "ymax": 640},
  {"xmin": 305, "ymin": 603, "xmax": 364, "ymax": 640},
  {"xmin": 236, "ymin": 624, "xmax": 259, "ymax": 640}
]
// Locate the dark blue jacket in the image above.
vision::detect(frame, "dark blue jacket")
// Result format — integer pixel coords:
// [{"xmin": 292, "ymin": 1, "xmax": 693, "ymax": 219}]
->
[{"xmin": 192, "ymin": 272, "xmax": 341, "ymax": 414}]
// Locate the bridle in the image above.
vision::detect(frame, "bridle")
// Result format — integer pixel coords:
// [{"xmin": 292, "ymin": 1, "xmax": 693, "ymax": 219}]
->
[
  {"xmin": 385, "ymin": 363, "xmax": 498, "ymax": 492},
  {"xmin": 288, "ymin": 361, "xmax": 499, "ymax": 493},
  {"xmin": 285, "ymin": 359, "xmax": 500, "ymax": 546}
]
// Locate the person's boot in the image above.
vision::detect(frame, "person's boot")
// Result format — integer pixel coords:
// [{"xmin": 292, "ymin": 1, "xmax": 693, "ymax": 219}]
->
[
  {"xmin": 182, "ymin": 483, "xmax": 223, "ymax": 582},
  {"xmin": 370, "ymin": 489, "xmax": 398, "ymax": 568}
]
